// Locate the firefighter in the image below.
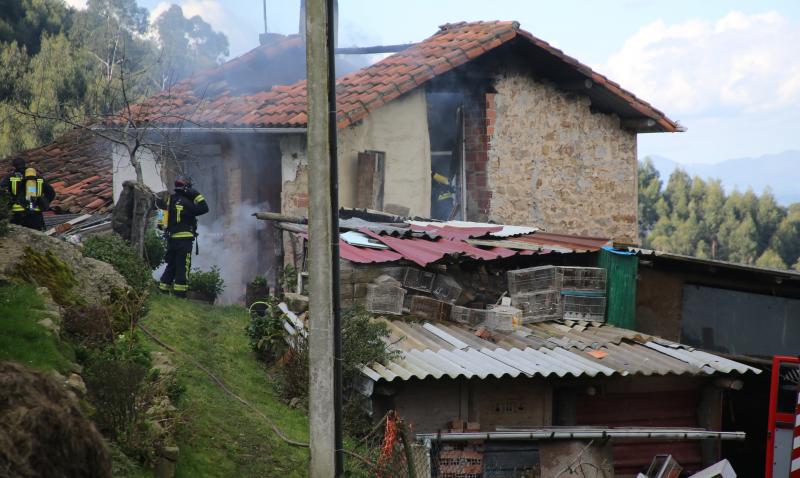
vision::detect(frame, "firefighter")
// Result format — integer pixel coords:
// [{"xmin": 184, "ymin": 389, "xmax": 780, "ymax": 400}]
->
[
  {"xmin": 156, "ymin": 175, "xmax": 208, "ymax": 297},
  {"xmin": 0, "ymin": 158, "xmax": 55, "ymax": 231},
  {"xmin": 431, "ymin": 170, "xmax": 455, "ymax": 220}
]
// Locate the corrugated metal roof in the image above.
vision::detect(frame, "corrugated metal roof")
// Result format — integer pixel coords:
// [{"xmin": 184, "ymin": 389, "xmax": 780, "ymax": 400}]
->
[
  {"xmin": 363, "ymin": 319, "xmax": 760, "ymax": 382},
  {"xmin": 407, "ymin": 220, "xmax": 537, "ymax": 238},
  {"xmin": 630, "ymin": 247, "xmax": 800, "ymax": 280}
]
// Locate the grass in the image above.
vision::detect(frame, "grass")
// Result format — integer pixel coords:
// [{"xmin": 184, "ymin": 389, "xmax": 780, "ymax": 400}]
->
[
  {"xmin": 0, "ymin": 283, "xmax": 73, "ymax": 372},
  {"xmin": 140, "ymin": 294, "xmax": 310, "ymax": 477}
]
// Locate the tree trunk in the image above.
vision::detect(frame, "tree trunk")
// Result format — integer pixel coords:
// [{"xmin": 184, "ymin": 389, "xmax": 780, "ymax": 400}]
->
[{"xmin": 112, "ymin": 181, "xmax": 153, "ymax": 258}]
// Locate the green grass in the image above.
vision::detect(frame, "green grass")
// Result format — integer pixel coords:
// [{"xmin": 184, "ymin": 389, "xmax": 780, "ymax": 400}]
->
[
  {"xmin": 0, "ymin": 283, "xmax": 73, "ymax": 372},
  {"xmin": 141, "ymin": 294, "xmax": 310, "ymax": 477}
]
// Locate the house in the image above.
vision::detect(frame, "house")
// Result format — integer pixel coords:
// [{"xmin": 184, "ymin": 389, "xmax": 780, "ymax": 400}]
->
[
  {"xmin": 1, "ymin": 20, "xmax": 680, "ymax": 299},
  {"xmin": 270, "ymin": 215, "xmax": 759, "ymax": 477}
]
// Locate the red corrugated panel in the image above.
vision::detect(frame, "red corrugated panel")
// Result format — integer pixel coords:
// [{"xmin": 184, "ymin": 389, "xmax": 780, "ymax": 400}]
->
[
  {"xmin": 575, "ymin": 389, "xmax": 704, "ymax": 475},
  {"xmin": 339, "ymin": 241, "xmax": 403, "ymax": 263},
  {"xmin": 514, "ymin": 232, "xmax": 610, "ymax": 252},
  {"xmin": 360, "ymin": 229, "xmax": 517, "ymax": 266}
]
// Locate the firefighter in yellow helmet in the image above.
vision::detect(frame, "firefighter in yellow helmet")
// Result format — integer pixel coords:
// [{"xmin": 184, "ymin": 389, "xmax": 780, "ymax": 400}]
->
[
  {"xmin": 1, "ymin": 158, "xmax": 55, "ymax": 231},
  {"xmin": 155, "ymin": 175, "xmax": 209, "ymax": 298},
  {"xmin": 431, "ymin": 170, "xmax": 455, "ymax": 220}
]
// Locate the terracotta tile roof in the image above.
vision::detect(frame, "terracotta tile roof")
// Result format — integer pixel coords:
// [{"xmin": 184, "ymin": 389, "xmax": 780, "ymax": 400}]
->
[
  {"xmin": 0, "ymin": 130, "xmax": 113, "ymax": 215},
  {"xmin": 121, "ymin": 21, "xmax": 678, "ymax": 132}
]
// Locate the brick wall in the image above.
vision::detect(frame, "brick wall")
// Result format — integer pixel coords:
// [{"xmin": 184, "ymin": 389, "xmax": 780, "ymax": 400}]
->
[{"xmin": 463, "ymin": 92, "xmax": 492, "ymax": 222}]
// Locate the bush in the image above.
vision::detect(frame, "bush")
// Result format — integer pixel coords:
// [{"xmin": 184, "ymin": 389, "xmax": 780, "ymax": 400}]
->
[
  {"xmin": 63, "ymin": 304, "xmax": 115, "ymax": 349},
  {"xmin": 246, "ymin": 296, "xmax": 288, "ymax": 362},
  {"xmin": 275, "ymin": 307, "xmax": 397, "ymax": 437},
  {"xmin": 188, "ymin": 266, "xmax": 224, "ymax": 302},
  {"xmin": 143, "ymin": 228, "xmax": 165, "ymax": 270},
  {"xmin": 82, "ymin": 234, "xmax": 152, "ymax": 293}
]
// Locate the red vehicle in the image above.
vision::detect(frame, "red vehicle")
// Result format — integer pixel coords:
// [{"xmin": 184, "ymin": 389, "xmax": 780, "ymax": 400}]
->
[{"xmin": 766, "ymin": 356, "xmax": 800, "ymax": 478}]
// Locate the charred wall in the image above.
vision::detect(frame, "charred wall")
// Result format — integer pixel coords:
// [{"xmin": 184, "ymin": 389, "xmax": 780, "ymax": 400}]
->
[{"xmin": 487, "ymin": 71, "xmax": 638, "ymax": 242}]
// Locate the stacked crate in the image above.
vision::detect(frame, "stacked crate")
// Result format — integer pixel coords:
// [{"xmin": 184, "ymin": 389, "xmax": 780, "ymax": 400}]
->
[{"xmin": 507, "ymin": 265, "xmax": 607, "ymax": 323}]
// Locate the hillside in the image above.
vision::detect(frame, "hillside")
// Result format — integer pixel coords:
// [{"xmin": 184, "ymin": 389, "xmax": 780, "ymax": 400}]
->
[
  {"xmin": 140, "ymin": 295, "xmax": 310, "ymax": 477},
  {"xmin": 649, "ymin": 151, "xmax": 800, "ymax": 205}
]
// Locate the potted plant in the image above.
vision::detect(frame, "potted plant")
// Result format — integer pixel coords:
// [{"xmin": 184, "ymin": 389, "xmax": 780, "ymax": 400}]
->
[
  {"xmin": 187, "ymin": 266, "xmax": 225, "ymax": 304},
  {"xmin": 246, "ymin": 275, "xmax": 269, "ymax": 307}
]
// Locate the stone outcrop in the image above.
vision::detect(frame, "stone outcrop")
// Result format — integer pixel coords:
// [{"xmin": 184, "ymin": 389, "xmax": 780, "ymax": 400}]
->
[{"xmin": 0, "ymin": 225, "xmax": 129, "ymax": 305}]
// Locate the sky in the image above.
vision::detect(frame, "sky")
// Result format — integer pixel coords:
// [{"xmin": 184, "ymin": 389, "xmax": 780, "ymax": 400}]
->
[{"xmin": 65, "ymin": 0, "xmax": 800, "ymax": 166}]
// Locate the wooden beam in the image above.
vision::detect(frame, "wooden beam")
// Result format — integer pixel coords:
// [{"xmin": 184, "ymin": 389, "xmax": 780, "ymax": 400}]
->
[{"xmin": 253, "ymin": 211, "xmax": 307, "ymax": 224}]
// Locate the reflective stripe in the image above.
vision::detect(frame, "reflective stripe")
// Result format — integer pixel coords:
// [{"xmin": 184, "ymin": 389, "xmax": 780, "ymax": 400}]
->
[
  {"xmin": 171, "ymin": 232, "xmax": 194, "ymax": 239},
  {"xmin": 194, "ymin": 194, "xmax": 205, "ymax": 204},
  {"xmin": 175, "ymin": 204, "xmax": 183, "ymax": 224},
  {"xmin": 36, "ymin": 178, "xmax": 43, "ymax": 196},
  {"xmin": 9, "ymin": 177, "xmax": 20, "ymax": 195},
  {"xmin": 11, "ymin": 204, "xmax": 25, "ymax": 212},
  {"xmin": 438, "ymin": 192, "xmax": 454, "ymax": 201},
  {"xmin": 173, "ymin": 284, "xmax": 188, "ymax": 291},
  {"xmin": 159, "ymin": 282, "xmax": 172, "ymax": 291}
]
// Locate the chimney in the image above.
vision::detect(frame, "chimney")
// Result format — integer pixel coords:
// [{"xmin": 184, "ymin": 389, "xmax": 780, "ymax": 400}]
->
[{"xmin": 299, "ymin": 0, "xmax": 338, "ymax": 48}]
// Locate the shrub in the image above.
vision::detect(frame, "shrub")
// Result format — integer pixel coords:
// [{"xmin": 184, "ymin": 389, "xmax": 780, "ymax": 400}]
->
[
  {"xmin": 280, "ymin": 264, "xmax": 297, "ymax": 291},
  {"xmin": 143, "ymin": 228, "xmax": 165, "ymax": 270},
  {"xmin": 251, "ymin": 275, "xmax": 267, "ymax": 288},
  {"xmin": 276, "ymin": 307, "xmax": 397, "ymax": 437},
  {"xmin": 188, "ymin": 266, "xmax": 224, "ymax": 302},
  {"xmin": 63, "ymin": 304, "xmax": 115, "ymax": 349},
  {"xmin": 246, "ymin": 296, "xmax": 288, "ymax": 362},
  {"xmin": 82, "ymin": 234, "xmax": 152, "ymax": 293}
]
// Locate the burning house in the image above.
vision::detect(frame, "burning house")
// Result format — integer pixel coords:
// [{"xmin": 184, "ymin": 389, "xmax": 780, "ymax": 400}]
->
[{"xmin": 2, "ymin": 19, "xmax": 680, "ymax": 301}]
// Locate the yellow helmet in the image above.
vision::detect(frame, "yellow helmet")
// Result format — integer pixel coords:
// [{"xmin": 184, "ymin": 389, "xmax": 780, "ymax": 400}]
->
[{"xmin": 24, "ymin": 167, "xmax": 37, "ymax": 178}]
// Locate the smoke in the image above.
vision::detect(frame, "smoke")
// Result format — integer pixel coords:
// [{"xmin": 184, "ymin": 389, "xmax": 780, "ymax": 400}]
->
[{"xmin": 192, "ymin": 201, "xmax": 273, "ymax": 305}]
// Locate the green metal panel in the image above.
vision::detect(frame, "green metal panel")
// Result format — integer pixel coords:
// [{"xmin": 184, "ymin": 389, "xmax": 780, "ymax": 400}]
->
[{"xmin": 597, "ymin": 248, "xmax": 638, "ymax": 329}]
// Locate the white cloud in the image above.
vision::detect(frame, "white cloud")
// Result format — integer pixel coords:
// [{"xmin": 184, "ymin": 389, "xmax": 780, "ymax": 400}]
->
[
  {"xmin": 602, "ymin": 11, "xmax": 800, "ymax": 117},
  {"xmin": 64, "ymin": 0, "xmax": 87, "ymax": 9}
]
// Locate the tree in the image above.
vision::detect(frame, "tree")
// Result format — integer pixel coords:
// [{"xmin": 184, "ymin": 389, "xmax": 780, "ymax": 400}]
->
[
  {"xmin": 637, "ymin": 158, "xmax": 662, "ymax": 243},
  {"xmin": 151, "ymin": 5, "xmax": 228, "ymax": 89},
  {"xmin": 756, "ymin": 249, "xmax": 787, "ymax": 270}
]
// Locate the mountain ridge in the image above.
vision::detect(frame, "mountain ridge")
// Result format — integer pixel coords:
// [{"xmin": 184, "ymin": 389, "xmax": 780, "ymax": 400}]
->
[{"xmin": 644, "ymin": 150, "xmax": 800, "ymax": 205}]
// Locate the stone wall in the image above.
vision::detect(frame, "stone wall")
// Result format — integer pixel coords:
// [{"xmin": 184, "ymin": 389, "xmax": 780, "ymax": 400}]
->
[{"xmin": 487, "ymin": 72, "xmax": 638, "ymax": 242}]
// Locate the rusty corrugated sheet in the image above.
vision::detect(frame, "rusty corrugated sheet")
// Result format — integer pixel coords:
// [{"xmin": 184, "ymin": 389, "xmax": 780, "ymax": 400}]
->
[
  {"xmin": 359, "ymin": 320, "xmax": 761, "ymax": 383},
  {"xmin": 576, "ymin": 391, "xmax": 704, "ymax": 475}
]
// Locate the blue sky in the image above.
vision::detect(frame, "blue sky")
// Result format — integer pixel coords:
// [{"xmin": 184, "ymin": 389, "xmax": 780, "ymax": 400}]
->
[{"xmin": 70, "ymin": 0, "xmax": 800, "ymax": 165}]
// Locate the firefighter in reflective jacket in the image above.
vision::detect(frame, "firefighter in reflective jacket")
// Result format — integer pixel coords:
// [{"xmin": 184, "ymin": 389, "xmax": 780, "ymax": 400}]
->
[
  {"xmin": 431, "ymin": 171, "xmax": 455, "ymax": 220},
  {"xmin": 156, "ymin": 176, "xmax": 208, "ymax": 297},
  {"xmin": 1, "ymin": 158, "xmax": 55, "ymax": 231}
]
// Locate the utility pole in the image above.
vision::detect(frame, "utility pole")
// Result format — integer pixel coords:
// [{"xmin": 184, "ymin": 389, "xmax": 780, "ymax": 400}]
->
[{"xmin": 305, "ymin": 0, "xmax": 342, "ymax": 476}]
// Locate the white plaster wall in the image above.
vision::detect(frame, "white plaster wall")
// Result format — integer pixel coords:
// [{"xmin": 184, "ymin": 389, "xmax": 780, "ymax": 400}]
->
[
  {"xmin": 112, "ymin": 143, "xmax": 166, "ymax": 201},
  {"xmin": 280, "ymin": 89, "xmax": 432, "ymax": 217},
  {"xmin": 338, "ymin": 88, "xmax": 432, "ymax": 216}
]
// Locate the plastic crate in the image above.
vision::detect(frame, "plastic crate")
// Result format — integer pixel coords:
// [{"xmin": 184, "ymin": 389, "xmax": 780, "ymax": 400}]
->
[
  {"xmin": 432, "ymin": 274, "xmax": 463, "ymax": 303},
  {"xmin": 512, "ymin": 290, "xmax": 562, "ymax": 323},
  {"xmin": 561, "ymin": 292, "xmax": 606, "ymax": 322},
  {"xmin": 410, "ymin": 295, "xmax": 452, "ymax": 321},
  {"xmin": 484, "ymin": 305, "xmax": 522, "ymax": 332},
  {"xmin": 450, "ymin": 306, "xmax": 489, "ymax": 326},
  {"xmin": 365, "ymin": 284, "xmax": 406, "ymax": 315},
  {"xmin": 557, "ymin": 266, "xmax": 607, "ymax": 291},
  {"xmin": 506, "ymin": 265, "xmax": 557, "ymax": 295},
  {"xmin": 403, "ymin": 267, "xmax": 437, "ymax": 292}
]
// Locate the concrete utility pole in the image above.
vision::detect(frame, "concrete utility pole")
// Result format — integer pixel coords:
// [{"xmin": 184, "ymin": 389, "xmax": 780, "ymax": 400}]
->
[{"xmin": 305, "ymin": 0, "xmax": 341, "ymax": 476}]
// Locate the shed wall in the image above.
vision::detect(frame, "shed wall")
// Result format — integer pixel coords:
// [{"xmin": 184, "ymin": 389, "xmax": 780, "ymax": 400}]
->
[{"xmin": 487, "ymin": 72, "xmax": 638, "ymax": 242}]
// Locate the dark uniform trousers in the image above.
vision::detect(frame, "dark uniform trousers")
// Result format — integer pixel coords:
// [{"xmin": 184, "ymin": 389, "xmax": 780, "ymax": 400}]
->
[
  {"xmin": 11, "ymin": 211, "xmax": 45, "ymax": 231},
  {"xmin": 159, "ymin": 237, "xmax": 194, "ymax": 297}
]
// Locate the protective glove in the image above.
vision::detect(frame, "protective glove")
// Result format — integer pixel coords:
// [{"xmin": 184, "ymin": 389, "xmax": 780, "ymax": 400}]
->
[{"xmin": 182, "ymin": 188, "xmax": 199, "ymax": 200}]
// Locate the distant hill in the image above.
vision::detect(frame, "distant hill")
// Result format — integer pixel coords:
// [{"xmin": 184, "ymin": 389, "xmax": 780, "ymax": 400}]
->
[{"xmin": 646, "ymin": 151, "xmax": 800, "ymax": 206}]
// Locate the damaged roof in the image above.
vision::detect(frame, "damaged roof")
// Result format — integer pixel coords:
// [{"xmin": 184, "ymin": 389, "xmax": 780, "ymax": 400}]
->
[
  {"xmin": 290, "ymin": 219, "xmax": 611, "ymax": 266},
  {"xmin": 122, "ymin": 21, "xmax": 679, "ymax": 132},
  {"xmin": 0, "ymin": 130, "xmax": 113, "ymax": 214},
  {"xmin": 361, "ymin": 319, "xmax": 760, "ymax": 383}
]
